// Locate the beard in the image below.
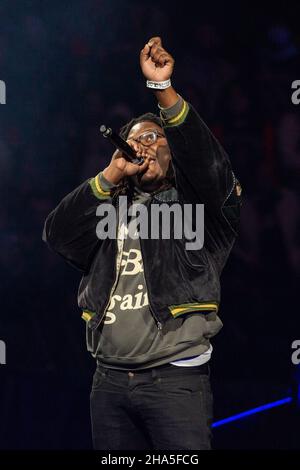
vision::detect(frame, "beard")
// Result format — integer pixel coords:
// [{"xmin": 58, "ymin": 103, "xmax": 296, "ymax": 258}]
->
[
  {"xmin": 133, "ymin": 171, "xmax": 163, "ymax": 192},
  {"xmin": 132, "ymin": 145, "xmax": 171, "ymax": 192}
]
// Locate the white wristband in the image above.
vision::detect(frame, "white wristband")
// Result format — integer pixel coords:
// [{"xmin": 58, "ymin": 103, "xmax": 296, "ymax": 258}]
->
[{"xmin": 146, "ymin": 79, "xmax": 171, "ymax": 90}]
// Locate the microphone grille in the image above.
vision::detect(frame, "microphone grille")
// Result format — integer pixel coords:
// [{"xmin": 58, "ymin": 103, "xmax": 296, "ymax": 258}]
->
[{"xmin": 100, "ymin": 125, "xmax": 111, "ymax": 137}]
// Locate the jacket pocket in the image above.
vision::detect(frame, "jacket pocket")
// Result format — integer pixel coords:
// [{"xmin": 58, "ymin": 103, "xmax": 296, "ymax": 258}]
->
[{"xmin": 183, "ymin": 249, "xmax": 206, "ymax": 270}]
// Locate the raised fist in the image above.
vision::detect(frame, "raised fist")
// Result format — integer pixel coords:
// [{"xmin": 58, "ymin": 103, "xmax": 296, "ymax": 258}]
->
[{"xmin": 140, "ymin": 37, "xmax": 175, "ymax": 82}]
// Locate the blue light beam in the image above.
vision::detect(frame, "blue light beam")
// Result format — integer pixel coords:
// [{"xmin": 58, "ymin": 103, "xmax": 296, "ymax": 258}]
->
[{"xmin": 212, "ymin": 396, "xmax": 293, "ymax": 428}]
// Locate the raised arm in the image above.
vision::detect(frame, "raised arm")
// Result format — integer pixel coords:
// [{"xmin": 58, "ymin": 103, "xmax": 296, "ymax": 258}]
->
[{"xmin": 140, "ymin": 37, "xmax": 242, "ymax": 241}]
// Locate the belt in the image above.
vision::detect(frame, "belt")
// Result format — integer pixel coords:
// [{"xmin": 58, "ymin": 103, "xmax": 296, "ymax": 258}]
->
[{"xmin": 96, "ymin": 361, "xmax": 210, "ymax": 379}]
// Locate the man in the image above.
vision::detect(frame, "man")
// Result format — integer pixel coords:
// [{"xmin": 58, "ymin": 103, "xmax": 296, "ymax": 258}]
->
[{"xmin": 43, "ymin": 37, "xmax": 241, "ymax": 450}]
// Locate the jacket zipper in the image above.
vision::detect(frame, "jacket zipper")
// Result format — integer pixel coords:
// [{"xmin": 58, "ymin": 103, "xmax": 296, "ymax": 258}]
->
[
  {"xmin": 93, "ymin": 195, "xmax": 124, "ymax": 329},
  {"xmin": 223, "ymin": 170, "xmax": 236, "ymax": 206}
]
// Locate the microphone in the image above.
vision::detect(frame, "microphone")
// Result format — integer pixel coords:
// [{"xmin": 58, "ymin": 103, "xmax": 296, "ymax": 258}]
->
[{"xmin": 100, "ymin": 125, "xmax": 144, "ymax": 165}]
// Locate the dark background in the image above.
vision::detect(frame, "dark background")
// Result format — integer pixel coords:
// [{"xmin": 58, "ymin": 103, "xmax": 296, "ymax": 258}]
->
[{"xmin": 0, "ymin": 0, "xmax": 299, "ymax": 449}]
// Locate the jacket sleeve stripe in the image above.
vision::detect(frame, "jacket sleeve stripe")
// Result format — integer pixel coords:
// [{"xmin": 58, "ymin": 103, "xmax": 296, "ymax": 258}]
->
[
  {"xmin": 81, "ymin": 310, "xmax": 96, "ymax": 322},
  {"xmin": 169, "ymin": 301, "xmax": 219, "ymax": 318},
  {"xmin": 162, "ymin": 100, "xmax": 190, "ymax": 128},
  {"xmin": 89, "ymin": 174, "xmax": 111, "ymax": 200}
]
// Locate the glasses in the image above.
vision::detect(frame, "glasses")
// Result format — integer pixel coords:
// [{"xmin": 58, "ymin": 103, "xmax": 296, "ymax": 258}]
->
[{"xmin": 133, "ymin": 129, "xmax": 165, "ymax": 147}]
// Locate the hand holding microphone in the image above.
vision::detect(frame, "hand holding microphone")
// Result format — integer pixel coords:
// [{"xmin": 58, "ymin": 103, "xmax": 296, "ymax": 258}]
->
[
  {"xmin": 100, "ymin": 125, "xmax": 145, "ymax": 165},
  {"xmin": 100, "ymin": 125, "xmax": 150, "ymax": 185}
]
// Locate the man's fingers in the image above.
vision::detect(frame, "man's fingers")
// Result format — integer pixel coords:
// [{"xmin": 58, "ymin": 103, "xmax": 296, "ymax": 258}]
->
[
  {"xmin": 147, "ymin": 42, "xmax": 174, "ymax": 66},
  {"xmin": 140, "ymin": 43, "xmax": 151, "ymax": 62},
  {"xmin": 147, "ymin": 36, "xmax": 162, "ymax": 48},
  {"xmin": 125, "ymin": 159, "xmax": 149, "ymax": 176},
  {"xmin": 153, "ymin": 52, "xmax": 171, "ymax": 66},
  {"xmin": 149, "ymin": 44, "xmax": 166, "ymax": 60},
  {"xmin": 137, "ymin": 159, "xmax": 149, "ymax": 173},
  {"xmin": 140, "ymin": 38, "xmax": 164, "ymax": 61},
  {"xmin": 127, "ymin": 139, "xmax": 148, "ymax": 156},
  {"xmin": 114, "ymin": 156, "xmax": 127, "ymax": 170},
  {"xmin": 112, "ymin": 149, "xmax": 123, "ymax": 160}
]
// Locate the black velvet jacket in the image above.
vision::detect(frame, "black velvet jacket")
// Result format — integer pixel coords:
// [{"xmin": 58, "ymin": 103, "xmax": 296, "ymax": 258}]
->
[{"xmin": 43, "ymin": 100, "xmax": 242, "ymax": 331}]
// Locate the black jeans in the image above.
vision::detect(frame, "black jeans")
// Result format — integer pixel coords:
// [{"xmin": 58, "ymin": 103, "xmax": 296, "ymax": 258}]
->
[{"xmin": 90, "ymin": 361, "xmax": 213, "ymax": 450}]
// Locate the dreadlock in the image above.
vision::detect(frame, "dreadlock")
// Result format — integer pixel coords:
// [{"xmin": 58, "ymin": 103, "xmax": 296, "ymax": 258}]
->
[
  {"xmin": 119, "ymin": 112, "xmax": 162, "ymax": 140},
  {"xmin": 112, "ymin": 112, "xmax": 175, "ymax": 201}
]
